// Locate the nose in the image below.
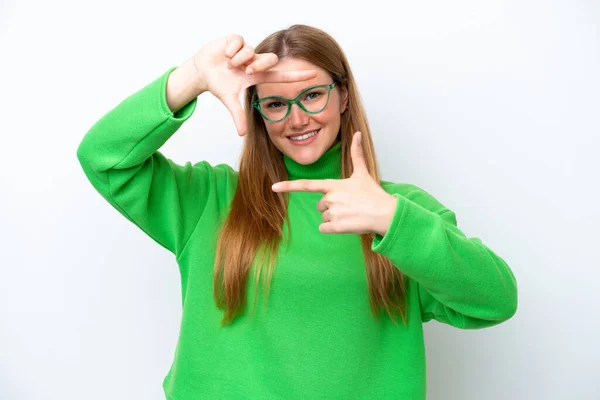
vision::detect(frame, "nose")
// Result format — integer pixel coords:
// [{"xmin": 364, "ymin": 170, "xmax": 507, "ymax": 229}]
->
[{"xmin": 288, "ymin": 102, "xmax": 309, "ymax": 129}]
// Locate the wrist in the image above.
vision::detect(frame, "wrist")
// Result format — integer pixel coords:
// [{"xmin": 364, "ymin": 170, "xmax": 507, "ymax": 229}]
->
[
  {"xmin": 166, "ymin": 59, "xmax": 207, "ymax": 113},
  {"xmin": 373, "ymin": 194, "xmax": 398, "ymax": 237},
  {"xmin": 185, "ymin": 56, "xmax": 211, "ymax": 94}
]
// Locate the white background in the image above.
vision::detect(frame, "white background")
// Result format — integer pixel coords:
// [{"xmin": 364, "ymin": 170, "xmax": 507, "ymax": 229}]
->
[{"xmin": 1, "ymin": 0, "xmax": 599, "ymax": 399}]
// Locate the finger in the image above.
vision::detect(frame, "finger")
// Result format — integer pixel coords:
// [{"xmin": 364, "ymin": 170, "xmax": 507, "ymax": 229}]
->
[
  {"xmin": 322, "ymin": 209, "xmax": 332, "ymax": 223},
  {"xmin": 272, "ymin": 179, "xmax": 336, "ymax": 193},
  {"xmin": 255, "ymin": 69, "xmax": 318, "ymax": 84},
  {"xmin": 244, "ymin": 53, "xmax": 278, "ymax": 75},
  {"xmin": 316, "ymin": 195, "xmax": 331, "ymax": 213},
  {"xmin": 350, "ymin": 131, "xmax": 368, "ymax": 176},
  {"xmin": 225, "ymin": 34, "xmax": 244, "ymax": 57},
  {"xmin": 220, "ymin": 92, "xmax": 247, "ymax": 136},
  {"xmin": 228, "ymin": 45, "xmax": 256, "ymax": 69},
  {"xmin": 319, "ymin": 222, "xmax": 335, "ymax": 234},
  {"xmin": 319, "ymin": 221, "xmax": 354, "ymax": 234}
]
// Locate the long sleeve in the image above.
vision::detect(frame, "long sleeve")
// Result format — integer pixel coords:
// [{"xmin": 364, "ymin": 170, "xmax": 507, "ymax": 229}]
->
[
  {"xmin": 373, "ymin": 183, "xmax": 518, "ymax": 329},
  {"xmin": 76, "ymin": 66, "xmax": 237, "ymax": 258}
]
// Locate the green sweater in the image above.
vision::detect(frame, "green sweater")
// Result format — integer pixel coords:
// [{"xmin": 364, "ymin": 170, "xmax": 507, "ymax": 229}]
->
[{"xmin": 77, "ymin": 66, "xmax": 518, "ymax": 399}]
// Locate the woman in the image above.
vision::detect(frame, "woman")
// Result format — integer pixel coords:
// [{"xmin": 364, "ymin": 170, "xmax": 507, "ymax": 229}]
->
[{"xmin": 77, "ymin": 24, "xmax": 518, "ymax": 400}]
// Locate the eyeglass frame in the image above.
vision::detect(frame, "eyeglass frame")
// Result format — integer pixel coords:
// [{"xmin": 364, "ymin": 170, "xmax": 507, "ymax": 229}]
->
[{"xmin": 252, "ymin": 82, "xmax": 337, "ymax": 123}]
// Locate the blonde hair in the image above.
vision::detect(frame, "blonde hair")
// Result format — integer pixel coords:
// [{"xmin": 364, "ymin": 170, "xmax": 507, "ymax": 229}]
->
[{"xmin": 213, "ymin": 24, "xmax": 408, "ymax": 326}]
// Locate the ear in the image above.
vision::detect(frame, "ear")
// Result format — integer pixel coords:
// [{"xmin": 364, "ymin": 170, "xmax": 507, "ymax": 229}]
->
[{"xmin": 340, "ymin": 83, "xmax": 349, "ymax": 113}]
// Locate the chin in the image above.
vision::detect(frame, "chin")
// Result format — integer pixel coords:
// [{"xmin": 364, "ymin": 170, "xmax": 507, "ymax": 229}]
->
[
  {"xmin": 284, "ymin": 140, "xmax": 329, "ymax": 165},
  {"xmin": 291, "ymin": 151, "xmax": 323, "ymax": 165}
]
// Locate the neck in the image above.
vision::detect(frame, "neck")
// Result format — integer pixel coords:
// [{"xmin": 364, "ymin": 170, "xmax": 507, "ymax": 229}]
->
[{"xmin": 283, "ymin": 139, "xmax": 342, "ymax": 180}]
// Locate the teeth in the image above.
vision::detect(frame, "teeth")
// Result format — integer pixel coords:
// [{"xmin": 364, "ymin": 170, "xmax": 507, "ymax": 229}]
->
[{"xmin": 289, "ymin": 130, "xmax": 318, "ymax": 141}]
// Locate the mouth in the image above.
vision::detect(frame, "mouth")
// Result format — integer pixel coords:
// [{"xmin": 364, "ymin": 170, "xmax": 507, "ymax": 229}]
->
[{"xmin": 287, "ymin": 129, "xmax": 321, "ymax": 146}]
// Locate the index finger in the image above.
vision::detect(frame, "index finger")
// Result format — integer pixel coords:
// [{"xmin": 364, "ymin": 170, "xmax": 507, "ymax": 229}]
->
[
  {"xmin": 254, "ymin": 69, "xmax": 318, "ymax": 84},
  {"xmin": 272, "ymin": 179, "xmax": 337, "ymax": 193}
]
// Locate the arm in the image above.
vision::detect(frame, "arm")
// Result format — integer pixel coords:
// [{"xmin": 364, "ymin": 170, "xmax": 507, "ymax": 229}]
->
[
  {"xmin": 76, "ymin": 64, "xmax": 236, "ymax": 257},
  {"xmin": 165, "ymin": 57, "xmax": 207, "ymax": 113},
  {"xmin": 372, "ymin": 184, "xmax": 518, "ymax": 329}
]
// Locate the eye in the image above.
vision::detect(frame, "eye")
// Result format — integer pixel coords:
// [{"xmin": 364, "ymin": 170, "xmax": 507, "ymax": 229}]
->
[
  {"xmin": 266, "ymin": 101, "xmax": 285, "ymax": 109},
  {"xmin": 304, "ymin": 91, "xmax": 321, "ymax": 101}
]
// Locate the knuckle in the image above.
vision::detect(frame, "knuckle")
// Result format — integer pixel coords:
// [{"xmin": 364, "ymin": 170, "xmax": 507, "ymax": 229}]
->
[
  {"xmin": 227, "ymin": 33, "xmax": 244, "ymax": 43},
  {"xmin": 257, "ymin": 53, "xmax": 275, "ymax": 66}
]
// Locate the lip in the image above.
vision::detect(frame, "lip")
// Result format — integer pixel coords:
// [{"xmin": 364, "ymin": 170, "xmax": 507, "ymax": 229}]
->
[{"xmin": 287, "ymin": 129, "xmax": 320, "ymax": 146}]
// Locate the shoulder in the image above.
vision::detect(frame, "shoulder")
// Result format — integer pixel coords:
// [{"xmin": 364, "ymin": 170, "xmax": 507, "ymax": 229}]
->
[
  {"xmin": 186, "ymin": 161, "xmax": 239, "ymax": 195},
  {"xmin": 191, "ymin": 160, "xmax": 239, "ymax": 177},
  {"xmin": 379, "ymin": 179, "xmax": 454, "ymax": 218}
]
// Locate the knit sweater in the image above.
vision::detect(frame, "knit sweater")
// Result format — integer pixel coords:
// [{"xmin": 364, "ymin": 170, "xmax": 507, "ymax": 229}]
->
[{"xmin": 76, "ymin": 66, "xmax": 518, "ymax": 399}]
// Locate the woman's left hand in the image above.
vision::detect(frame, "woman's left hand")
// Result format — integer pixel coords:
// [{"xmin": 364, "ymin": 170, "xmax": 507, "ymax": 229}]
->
[{"xmin": 271, "ymin": 131, "xmax": 398, "ymax": 236}]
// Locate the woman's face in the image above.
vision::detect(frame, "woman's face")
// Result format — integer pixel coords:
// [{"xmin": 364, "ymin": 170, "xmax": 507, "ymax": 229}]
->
[{"xmin": 255, "ymin": 58, "xmax": 348, "ymax": 165}]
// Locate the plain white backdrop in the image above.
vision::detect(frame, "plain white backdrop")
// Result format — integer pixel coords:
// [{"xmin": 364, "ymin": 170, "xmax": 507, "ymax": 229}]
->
[{"xmin": 1, "ymin": 0, "xmax": 598, "ymax": 399}]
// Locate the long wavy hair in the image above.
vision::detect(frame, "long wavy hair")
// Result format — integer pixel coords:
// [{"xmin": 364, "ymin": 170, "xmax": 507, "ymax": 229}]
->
[{"xmin": 213, "ymin": 24, "xmax": 408, "ymax": 327}]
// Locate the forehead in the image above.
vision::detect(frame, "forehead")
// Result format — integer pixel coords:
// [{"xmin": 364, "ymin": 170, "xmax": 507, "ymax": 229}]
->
[{"xmin": 255, "ymin": 58, "xmax": 330, "ymax": 98}]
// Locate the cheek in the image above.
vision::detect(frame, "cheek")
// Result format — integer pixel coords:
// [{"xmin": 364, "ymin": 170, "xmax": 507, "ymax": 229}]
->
[
  {"xmin": 315, "ymin": 107, "xmax": 340, "ymax": 126},
  {"xmin": 265, "ymin": 123, "xmax": 285, "ymax": 139},
  {"xmin": 318, "ymin": 97, "xmax": 342, "ymax": 125}
]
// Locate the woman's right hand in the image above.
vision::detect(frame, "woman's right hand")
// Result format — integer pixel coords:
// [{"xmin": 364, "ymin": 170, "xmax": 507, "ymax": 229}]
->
[{"xmin": 191, "ymin": 34, "xmax": 317, "ymax": 136}]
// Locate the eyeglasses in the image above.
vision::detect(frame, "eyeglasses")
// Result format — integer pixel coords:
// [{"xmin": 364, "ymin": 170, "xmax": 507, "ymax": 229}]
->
[{"xmin": 252, "ymin": 82, "xmax": 337, "ymax": 122}]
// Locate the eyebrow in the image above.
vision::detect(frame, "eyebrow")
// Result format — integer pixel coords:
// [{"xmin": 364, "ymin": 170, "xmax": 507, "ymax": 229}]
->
[{"xmin": 259, "ymin": 83, "xmax": 321, "ymax": 99}]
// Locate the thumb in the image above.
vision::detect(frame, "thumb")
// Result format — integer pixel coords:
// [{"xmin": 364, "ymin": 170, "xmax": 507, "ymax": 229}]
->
[
  {"xmin": 221, "ymin": 92, "xmax": 247, "ymax": 136},
  {"xmin": 350, "ymin": 131, "xmax": 368, "ymax": 176}
]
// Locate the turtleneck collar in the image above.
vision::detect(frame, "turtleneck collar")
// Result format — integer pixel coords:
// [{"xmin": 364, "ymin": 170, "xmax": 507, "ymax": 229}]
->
[{"xmin": 283, "ymin": 139, "xmax": 342, "ymax": 180}]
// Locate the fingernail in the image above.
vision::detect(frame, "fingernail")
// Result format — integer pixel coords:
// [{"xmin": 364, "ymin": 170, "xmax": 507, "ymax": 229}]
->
[
  {"xmin": 272, "ymin": 183, "xmax": 280, "ymax": 191},
  {"xmin": 246, "ymin": 67, "xmax": 254, "ymax": 75}
]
